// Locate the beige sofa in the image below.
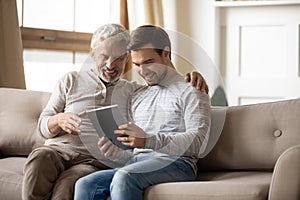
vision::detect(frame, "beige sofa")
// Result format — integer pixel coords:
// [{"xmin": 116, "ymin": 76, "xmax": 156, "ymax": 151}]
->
[{"xmin": 0, "ymin": 87, "xmax": 300, "ymax": 200}]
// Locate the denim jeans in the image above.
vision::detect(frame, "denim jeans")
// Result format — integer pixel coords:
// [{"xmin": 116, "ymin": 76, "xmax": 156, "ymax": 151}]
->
[{"xmin": 74, "ymin": 155, "xmax": 196, "ymax": 200}]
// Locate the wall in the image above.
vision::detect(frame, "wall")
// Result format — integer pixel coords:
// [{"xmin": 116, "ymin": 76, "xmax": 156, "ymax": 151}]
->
[
  {"xmin": 163, "ymin": 0, "xmax": 300, "ymax": 106},
  {"xmin": 162, "ymin": 0, "xmax": 221, "ymax": 97},
  {"xmin": 217, "ymin": 2, "xmax": 300, "ymax": 105}
]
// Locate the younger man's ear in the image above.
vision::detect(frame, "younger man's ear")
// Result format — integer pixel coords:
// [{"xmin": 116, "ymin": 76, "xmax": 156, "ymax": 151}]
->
[
  {"xmin": 163, "ymin": 46, "xmax": 171, "ymax": 59},
  {"xmin": 124, "ymin": 52, "xmax": 130, "ymax": 62}
]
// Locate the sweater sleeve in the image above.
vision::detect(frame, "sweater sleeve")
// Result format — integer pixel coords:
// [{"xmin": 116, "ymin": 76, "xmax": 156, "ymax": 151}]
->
[{"xmin": 37, "ymin": 73, "xmax": 71, "ymax": 138}]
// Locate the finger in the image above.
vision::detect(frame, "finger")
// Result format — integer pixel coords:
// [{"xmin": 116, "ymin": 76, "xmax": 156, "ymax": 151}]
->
[
  {"xmin": 98, "ymin": 137, "xmax": 107, "ymax": 146},
  {"xmin": 117, "ymin": 135, "xmax": 129, "ymax": 142},
  {"xmin": 115, "ymin": 129, "xmax": 139, "ymax": 138},
  {"xmin": 78, "ymin": 111, "xmax": 86, "ymax": 117},
  {"xmin": 118, "ymin": 121, "xmax": 135, "ymax": 130},
  {"xmin": 69, "ymin": 128, "xmax": 80, "ymax": 135},
  {"xmin": 74, "ymin": 117, "xmax": 82, "ymax": 125},
  {"xmin": 198, "ymin": 80, "xmax": 209, "ymax": 94},
  {"xmin": 190, "ymin": 71, "xmax": 202, "ymax": 86},
  {"xmin": 205, "ymin": 85, "xmax": 209, "ymax": 94},
  {"xmin": 190, "ymin": 72, "xmax": 197, "ymax": 87},
  {"xmin": 184, "ymin": 73, "xmax": 191, "ymax": 82},
  {"xmin": 69, "ymin": 114, "xmax": 82, "ymax": 124},
  {"xmin": 63, "ymin": 122, "xmax": 80, "ymax": 135},
  {"xmin": 61, "ymin": 121, "xmax": 73, "ymax": 133},
  {"xmin": 104, "ymin": 146, "xmax": 115, "ymax": 158},
  {"xmin": 67, "ymin": 120, "xmax": 81, "ymax": 133},
  {"xmin": 118, "ymin": 122, "xmax": 130, "ymax": 130},
  {"xmin": 196, "ymin": 77, "xmax": 204, "ymax": 91},
  {"xmin": 100, "ymin": 139, "xmax": 119, "ymax": 158},
  {"xmin": 65, "ymin": 114, "xmax": 81, "ymax": 126},
  {"xmin": 190, "ymin": 72, "xmax": 200, "ymax": 89},
  {"xmin": 99, "ymin": 139, "xmax": 111, "ymax": 154},
  {"xmin": 67, "ymin": 118, "xmax": 81, "ymax": 128},
  {"xmin": 109, "ymin": 145, "xmax": 123, "ymax": 159},
  {"xmin": 114, "ymin": 129, "xmax": 128, "ymax": 136}
]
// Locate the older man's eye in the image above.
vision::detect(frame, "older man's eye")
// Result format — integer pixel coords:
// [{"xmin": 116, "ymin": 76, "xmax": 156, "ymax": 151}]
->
[
  {"xmin": 97, "ymin": 54, "xmax": 108, "ymax": 61},
  {"xmin": 114, "ymin": 54, "xmax": 127, "ymax": 62}
]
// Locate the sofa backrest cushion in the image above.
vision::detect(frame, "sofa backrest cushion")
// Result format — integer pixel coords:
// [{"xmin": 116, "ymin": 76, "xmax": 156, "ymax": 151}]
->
[
  {"xmin": 0, "ymin": 88, "xmax": 50, "ymax": 155},
  {"xmin": 198, "ymin": 98, "xmax": 300, "ymax": 171}
]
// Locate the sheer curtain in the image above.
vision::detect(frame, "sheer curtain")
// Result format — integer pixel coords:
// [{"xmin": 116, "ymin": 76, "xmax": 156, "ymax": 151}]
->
[
  {"xmin": 143, "ymin": 0, "xmax": 164, "ymax": 27},
  {"xmin": 0, "ymin": 0, "xmax": 26, "ymax": 89},
  {"xmin": 127, "ymin": 0, "xmax": 164, "ymax": 29},
  {"xmin": 120, "ymin": 0, "xmax": 132, "ymax": 80}
]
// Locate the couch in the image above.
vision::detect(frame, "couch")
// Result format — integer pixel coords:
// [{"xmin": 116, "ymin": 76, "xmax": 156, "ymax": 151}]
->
[{"xmin": 0, "ymin": 87, "xmax": 300, "ymax": 200}]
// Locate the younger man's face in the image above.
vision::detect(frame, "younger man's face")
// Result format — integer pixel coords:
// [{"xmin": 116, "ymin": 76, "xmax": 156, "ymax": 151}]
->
[{"xmin": 131, "ymin": 45, "xmax": 169, "ymax": 86}]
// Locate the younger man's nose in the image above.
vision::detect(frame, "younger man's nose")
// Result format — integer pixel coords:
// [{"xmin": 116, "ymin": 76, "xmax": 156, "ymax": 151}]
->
[{"xmin": 139, "ymin": 64, "xmax": 149, "ymax": 75}]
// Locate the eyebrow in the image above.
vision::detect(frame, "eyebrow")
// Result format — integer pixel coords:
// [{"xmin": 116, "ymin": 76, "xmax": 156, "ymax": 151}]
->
[
  {"xmin": 132, "ymin": 58, "xmax": 154, "ymax": 66},
  {"xmin": 99, "ymin": 53, "xmax": 126, "ymax": 60},
  {"xmin": 99, "ymin": 53, "xmax": 108, "ymax": 58}
]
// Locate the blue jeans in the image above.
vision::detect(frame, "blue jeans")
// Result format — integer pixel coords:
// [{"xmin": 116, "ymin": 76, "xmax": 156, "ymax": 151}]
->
[{"xmin": 74, "ymin": 155, "xmax": 195, "ymax": 200}]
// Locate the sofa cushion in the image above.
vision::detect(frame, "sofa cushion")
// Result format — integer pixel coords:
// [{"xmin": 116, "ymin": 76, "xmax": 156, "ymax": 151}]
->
[
  {"xmin": 0, "ymin": 88, "xmax": 50, "ymax": 155},
  {"xmin": 144, "ymin": 171, "xmax": 272, "ymax": 200},
  {"xmin": 0, "ymin": 157, "xmax": 27, "ymax": 200},
  {"xmin": 198, "ymin": 98, "xmax": 300, "ymax": 171},
  {"xmin": 199, "ymin": 106, "xmax": 226, "ymax": 158}
]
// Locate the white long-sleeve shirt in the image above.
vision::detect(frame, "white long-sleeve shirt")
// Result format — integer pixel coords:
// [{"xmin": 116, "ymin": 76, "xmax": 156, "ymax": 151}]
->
[{"xmin": 130, "ymin": 73, "xmax": 211, "ymax": 173}]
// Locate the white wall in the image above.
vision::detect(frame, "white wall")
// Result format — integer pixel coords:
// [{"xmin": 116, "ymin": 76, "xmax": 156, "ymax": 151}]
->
[
  {"xmin": 218, "ymin": 4, "xmax": 300, "ymax": 105},
  {"xmin": 162, "ymin": 0, "xmax": 300, "ymax": 106},
  {"xmin": 162, "ymin": 0, "xmax": 222, "ymax": 97},
  {"xmin": 163, "ymin": 0, "xmax": 217, "ymax": 65}
]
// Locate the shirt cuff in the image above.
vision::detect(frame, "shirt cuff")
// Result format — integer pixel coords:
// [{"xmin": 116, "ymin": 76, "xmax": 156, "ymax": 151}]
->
[
  {"xmin": 40, "ymin": 116, "xmax": 57, "ymax": 138},
  {"xmin": 144, "ymin": 134, "xmax": 156, "ymax": 149}
]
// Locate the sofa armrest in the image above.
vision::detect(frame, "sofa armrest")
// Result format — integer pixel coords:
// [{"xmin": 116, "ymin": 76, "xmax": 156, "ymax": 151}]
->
[{"xmin": 268, "ymin": 145, "xmax": 300, "ymax": 200}]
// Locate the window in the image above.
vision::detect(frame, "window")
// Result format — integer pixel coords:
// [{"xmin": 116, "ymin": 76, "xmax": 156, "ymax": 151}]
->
[{"xmin": 17, "ymin": 0, "xmax": 118, "ymax": 92}]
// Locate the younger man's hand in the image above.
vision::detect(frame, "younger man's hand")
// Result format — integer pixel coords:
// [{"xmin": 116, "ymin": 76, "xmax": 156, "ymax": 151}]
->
[{"xmin": 114, "ymin": 122, "xmax": 146, "ymax": 148}]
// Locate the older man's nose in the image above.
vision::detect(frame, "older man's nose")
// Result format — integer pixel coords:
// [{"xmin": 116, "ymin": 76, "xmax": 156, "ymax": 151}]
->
[{"xmin": 106, "ymin": 57, "xmax": 116, "ymax": 68}]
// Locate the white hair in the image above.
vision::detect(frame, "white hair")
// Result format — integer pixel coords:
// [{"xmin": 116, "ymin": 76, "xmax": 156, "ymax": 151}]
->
[{"xmin": 90, "ymin": 23, "xmax": 130, "ymax": 50}]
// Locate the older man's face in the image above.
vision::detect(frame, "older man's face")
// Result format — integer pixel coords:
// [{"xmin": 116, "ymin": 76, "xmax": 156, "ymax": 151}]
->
[{"xmin": 92, "ymin": 39, "xmax": 128, "ymax": 83}]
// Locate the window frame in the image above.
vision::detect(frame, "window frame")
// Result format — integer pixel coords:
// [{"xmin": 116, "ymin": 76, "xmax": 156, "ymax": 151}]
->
[{"xmin": 20, "ymin": 27, "xmax": 92, "ymax": 52}]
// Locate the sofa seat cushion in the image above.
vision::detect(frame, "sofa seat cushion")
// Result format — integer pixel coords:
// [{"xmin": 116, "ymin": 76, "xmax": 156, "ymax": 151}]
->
[
  {"xmin": 0, "ymin": 157, "xmax": 27, "ymax": 200},
  {"xmin": 144, "ymin": 171, "xmax": 272, "ymax": 200}
]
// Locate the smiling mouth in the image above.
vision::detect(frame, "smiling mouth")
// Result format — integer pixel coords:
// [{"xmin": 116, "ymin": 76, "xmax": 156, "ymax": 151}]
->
[
  {"xmin": 145, "ymin": 73, "xmax": 154, "ymax": 79},
  {"xmin": 144, "ymin": 73, "xmax": 155, "ymax": 80},
  {"xmin": 103, "ymin": 68, "xmax": 118, "ymax": 77}
]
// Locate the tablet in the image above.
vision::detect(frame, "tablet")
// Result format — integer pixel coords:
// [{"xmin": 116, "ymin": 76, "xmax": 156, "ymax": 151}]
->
[{"xmin": 86, "ymin": 105, "xmax": 133, "ymax": 150}]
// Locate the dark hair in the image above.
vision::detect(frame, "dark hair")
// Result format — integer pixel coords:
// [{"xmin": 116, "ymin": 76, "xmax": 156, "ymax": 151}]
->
[{"xmin": 128, "ymin": 25, "xmax": 171, "ymax": 58}]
